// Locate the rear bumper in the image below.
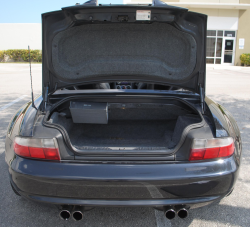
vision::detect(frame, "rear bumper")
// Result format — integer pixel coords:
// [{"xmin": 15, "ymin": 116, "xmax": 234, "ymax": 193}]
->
[{"xmin": 9, "ymin": 156, "xmax": 239, "ymax": 209}]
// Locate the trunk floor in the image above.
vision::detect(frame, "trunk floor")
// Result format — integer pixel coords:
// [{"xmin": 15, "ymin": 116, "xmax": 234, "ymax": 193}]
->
[{"xmin": 69, "ymin": 120, "xmax": 176, "ymax": 148}]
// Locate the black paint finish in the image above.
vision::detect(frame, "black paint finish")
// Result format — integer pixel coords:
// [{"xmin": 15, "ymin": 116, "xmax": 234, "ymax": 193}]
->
[{"xmin": 9, "ymin": 155, "xmax": 237, "ymax": 209}]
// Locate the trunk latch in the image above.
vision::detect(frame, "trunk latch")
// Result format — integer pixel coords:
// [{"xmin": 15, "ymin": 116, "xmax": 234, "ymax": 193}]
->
[{"xmin": 117, "ymin": 15, "xmax": 129, "ymax": 22}]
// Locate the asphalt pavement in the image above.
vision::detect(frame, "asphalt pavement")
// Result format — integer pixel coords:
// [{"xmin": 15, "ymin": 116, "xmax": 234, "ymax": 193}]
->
[{"xmin": 0, "ymin": 64, "xmax": 250, "ymax": 227}]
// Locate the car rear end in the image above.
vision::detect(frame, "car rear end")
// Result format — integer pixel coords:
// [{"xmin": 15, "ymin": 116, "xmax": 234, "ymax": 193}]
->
[
  {"xmin": 5, "ymin": 2, "xmax": 242, "ymax": 220},
  {"xmin": 9, "ymin": 140, "xmax": 238, "ymax": 219},
  {"xmin": 6, "ymin": 95, "xmax": 240, "ymax": 220}
]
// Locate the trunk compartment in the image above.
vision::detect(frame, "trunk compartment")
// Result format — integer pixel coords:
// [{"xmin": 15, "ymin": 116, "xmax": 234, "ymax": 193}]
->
[{"xmin": 48, "ymin": 101, "xmax": 202, "ymax": 151}]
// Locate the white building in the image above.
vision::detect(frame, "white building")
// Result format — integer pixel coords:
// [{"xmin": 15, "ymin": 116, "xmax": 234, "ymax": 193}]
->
[
  {"xmin": 1, "ymin": 1, "xmax": 250, "ymax": 65},
  {"xmin": 0, "ymin": 23, "xmax": 41, "ymax": 50}
]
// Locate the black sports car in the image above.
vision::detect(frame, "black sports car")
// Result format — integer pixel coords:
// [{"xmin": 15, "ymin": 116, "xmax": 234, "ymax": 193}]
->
[{"xmin": 5, "ymin": 0, "xmax": 242, "ymax": 221}]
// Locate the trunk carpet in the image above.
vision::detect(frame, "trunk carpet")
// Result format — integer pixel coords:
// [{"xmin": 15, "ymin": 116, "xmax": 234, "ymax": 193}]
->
[
  {"xmin": 50, "ymin": 112, "xmax": 200, "ymax": 149},
  {"xmin": 69, "ymin": 120, "xmax": 176, "ymax": 148}
]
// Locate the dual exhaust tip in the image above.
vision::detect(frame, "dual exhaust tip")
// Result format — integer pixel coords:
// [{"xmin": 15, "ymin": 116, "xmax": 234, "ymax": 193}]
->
[
  {"xmin": 164, "ymin": 206, "xmax": 188, "ymax": 220},
  {"xmin": 60, "ymin": 206, "xmax": 84, "ymax": 221},
  {"xmin": 60, "ymin": 205, "xmax": 188, "ymax": 221}
]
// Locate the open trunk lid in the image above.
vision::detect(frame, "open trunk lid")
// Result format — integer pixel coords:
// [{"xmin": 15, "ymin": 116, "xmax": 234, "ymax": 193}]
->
[{"xmin": 42, "ymin": 2, "xmax": 207, "ymax": 97}]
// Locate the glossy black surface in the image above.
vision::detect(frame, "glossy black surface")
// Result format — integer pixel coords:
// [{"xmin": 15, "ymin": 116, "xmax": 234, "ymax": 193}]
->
[
  {"xmin": 9, "ymin": 155, "xmax": 237, "ymax": 209},
  {"xmin": 205, "ymin": 96, "xmax": 242, "ymax": 166}
]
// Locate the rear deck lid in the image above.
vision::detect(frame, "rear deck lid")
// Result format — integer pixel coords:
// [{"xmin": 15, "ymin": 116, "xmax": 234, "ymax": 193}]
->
[{"xmin": 42, "ymin": 2, "xmax": 207, "ymax": 96}]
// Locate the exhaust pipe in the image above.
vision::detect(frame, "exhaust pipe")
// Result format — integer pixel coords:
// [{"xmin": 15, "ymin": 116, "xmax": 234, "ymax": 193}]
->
[
  {"xmin": 59, "ymin": 205, "xmax": 72, "ymax": 220},
  {"xmin": 164, "ymin": 207, "xmax": 176, "ymax": 220},
  {"xmin": 177, "ymin": 208, "xmax": 188, "ymax": 219},
  {"xmin": 72, "ymin": 206, "xmax": 84, "ymax": 221}
]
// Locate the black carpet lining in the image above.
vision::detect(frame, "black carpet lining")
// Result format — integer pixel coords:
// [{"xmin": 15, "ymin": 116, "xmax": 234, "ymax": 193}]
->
[
  {"xmin": 50, "ymin": 112, "xmax": 200, "ymax": 149},
  {"xmin": 68, "ymin": 119, "xmax": 176, "ymax": 147},
  {"xmin": 52, "ymin": 23, "xmax": 196, "ymax": 81}
]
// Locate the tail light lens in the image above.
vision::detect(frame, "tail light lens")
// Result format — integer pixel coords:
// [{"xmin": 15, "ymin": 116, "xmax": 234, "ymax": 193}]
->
[
  {"xmin": 14, "ymin": 137, "xmax": 60, "ymax": 161},
  {"xmin": 189, "ymin": 137, "xmax": 235, "ymax": 161}
]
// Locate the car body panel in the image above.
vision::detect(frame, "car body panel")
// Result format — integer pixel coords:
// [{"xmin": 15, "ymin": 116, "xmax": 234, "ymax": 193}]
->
[
  {"xmin": 205, "ymin": 96, "xmax": 242, "ymax": 166},
  {"xmin": 9, "ymin": 155, "xmax": 238, "ymax": 209},
  {"xmin": 6, "ymin": 96, "xmax": 43, "ymax": 139}
]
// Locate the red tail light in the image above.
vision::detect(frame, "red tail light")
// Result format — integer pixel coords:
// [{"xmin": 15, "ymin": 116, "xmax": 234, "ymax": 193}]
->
[
  {"xmin": 189, "ymin": 137, "xmax": 235, "ymax": 161},
  {"xmin": 14, "ymin": 137, "xmax": 60, "ymax": 161}
]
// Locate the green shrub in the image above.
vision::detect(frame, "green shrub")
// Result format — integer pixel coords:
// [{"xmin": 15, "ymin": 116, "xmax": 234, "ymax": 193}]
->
[
  {"xmin": 0, "ymin": 49, "xmax": 42, "ymax": 62},
  {"xmin": 0, "ymin": 50, "xmax": 4, "ymax": 61},
  {"xmin": 240, "ymin": 53, "xmax": 250, "ymax": 66}
]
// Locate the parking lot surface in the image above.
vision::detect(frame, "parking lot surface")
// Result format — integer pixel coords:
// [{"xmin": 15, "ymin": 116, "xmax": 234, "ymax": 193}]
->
[{"xmin": 0, "ymin": 64, "xmax": 250, "ymax": 227}]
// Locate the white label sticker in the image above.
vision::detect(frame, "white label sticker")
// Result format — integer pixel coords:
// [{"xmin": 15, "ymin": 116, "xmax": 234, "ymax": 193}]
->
[
  {"xmin": 136, "ymin": 10, "xmax": 151, "ymax": 21},
  {"xmin": 239, "ymin": 38, "xmax": 245, "ymax": 49}
]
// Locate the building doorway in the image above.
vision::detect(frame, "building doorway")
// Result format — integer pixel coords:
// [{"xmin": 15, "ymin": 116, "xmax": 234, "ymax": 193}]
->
[
  {"xmin": 206, "ymin": 30, "xmax": 236, "ymax": 65},
  {"xmin": 223, "ymin": 38, "xmax": 235, "ymax": 65}
]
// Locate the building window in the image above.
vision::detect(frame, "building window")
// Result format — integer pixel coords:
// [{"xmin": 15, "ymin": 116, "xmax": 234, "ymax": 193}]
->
[
  {"xmin": 216, "ymin": 38, "xmax": 223, "ymax": 57},
  {"xmin": 207, "ymin": 30, "xmax": 216, "ymax": 36},
  {"xmin": 224, "ymin": 31, "xmax": 235, "ymax": 37},
  {"xmin": 206, "ymin": 37, "xmax": 216, "ymax": 57},
  {"xmin": 206, "ymin": 30, "xmax": 236, "ymax": 64},
  {"xmin": 217, "ymin": 30, "xmax": 223, "ymax": 37}
]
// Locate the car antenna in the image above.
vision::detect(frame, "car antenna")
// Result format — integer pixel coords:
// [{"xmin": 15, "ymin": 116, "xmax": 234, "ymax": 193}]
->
[{"xmin": 28, "ymin": 46, "xmax": 37, "ymax": 110}]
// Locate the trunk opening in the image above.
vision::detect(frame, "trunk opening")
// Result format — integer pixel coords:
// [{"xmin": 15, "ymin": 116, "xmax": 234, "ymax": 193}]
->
[{"xmin": 48, "ymin": 101, "xmax": 202, "ymax": 152}]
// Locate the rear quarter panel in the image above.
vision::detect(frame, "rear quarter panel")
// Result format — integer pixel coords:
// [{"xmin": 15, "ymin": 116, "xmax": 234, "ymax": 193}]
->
[
  {"xmin": 5, "ymin": 96, "xmax": 43, "ymax": 165},
  {"xmin": 205, "ymin": 96, "xmax": 242, "ymax": 166}
]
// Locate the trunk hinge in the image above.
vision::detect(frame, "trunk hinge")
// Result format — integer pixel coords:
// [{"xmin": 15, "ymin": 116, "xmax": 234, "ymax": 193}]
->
[
  {"xmin": 199, "ymin": 84, "xmax": 205, "ymax": 114},
  {"xmin": 43, "ymin": 83, "xmax": 49, "ymax": 111}
]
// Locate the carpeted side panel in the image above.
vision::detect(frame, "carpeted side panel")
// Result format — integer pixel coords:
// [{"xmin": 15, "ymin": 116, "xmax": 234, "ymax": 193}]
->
[{"xmin": 169, "ymin": 115, "xmax": 201, "ymax": 148}]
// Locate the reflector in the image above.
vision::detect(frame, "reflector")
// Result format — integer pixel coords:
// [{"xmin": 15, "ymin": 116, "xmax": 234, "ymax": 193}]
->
[
  {"xmin": 44, "ymin": 148, "xmax": 60, "ymax": 160},
  {"xmin": 203, "ymin": 147, "xmax": 220, "ymax": 159},
  {"xmin": 29, "ymin": 147, "xmax": 45, "ymax": 159},
  {"xmin": 189, "ymin": 149, "xmax": 205, "ymax": 160},
  {"xmin": 14, "ymin": 143, "xmax": 30, "ymax": 157}
]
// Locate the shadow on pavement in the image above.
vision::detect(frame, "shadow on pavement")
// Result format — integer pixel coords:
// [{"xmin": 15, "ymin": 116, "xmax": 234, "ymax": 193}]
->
[{"xmin": 169, "ymin": 201, "xmax": 250, "ymax": 226}]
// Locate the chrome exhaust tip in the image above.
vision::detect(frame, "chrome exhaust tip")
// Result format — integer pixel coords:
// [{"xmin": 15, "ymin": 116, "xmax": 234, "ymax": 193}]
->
[
  {"xmin": 72, "ymin": 206, "xmax": 84, "ymax": 221},
  {"xmin": 59, "ymin": 210, "xmax": 71, "ymax": 220},
  {"xmin": 164, "ymin": 207, "xmax": 176, "ymax": 220},
  {"xmin": 177, "ymin": 208, "xmax": 188, "ymax": 219},
  {"xmin": 72, "ymin": 211, "xmax": 83, "ymax": 221},
  {"xmin": 59, "ymin": 205, "xmax": 72, "ymax": 220}
]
